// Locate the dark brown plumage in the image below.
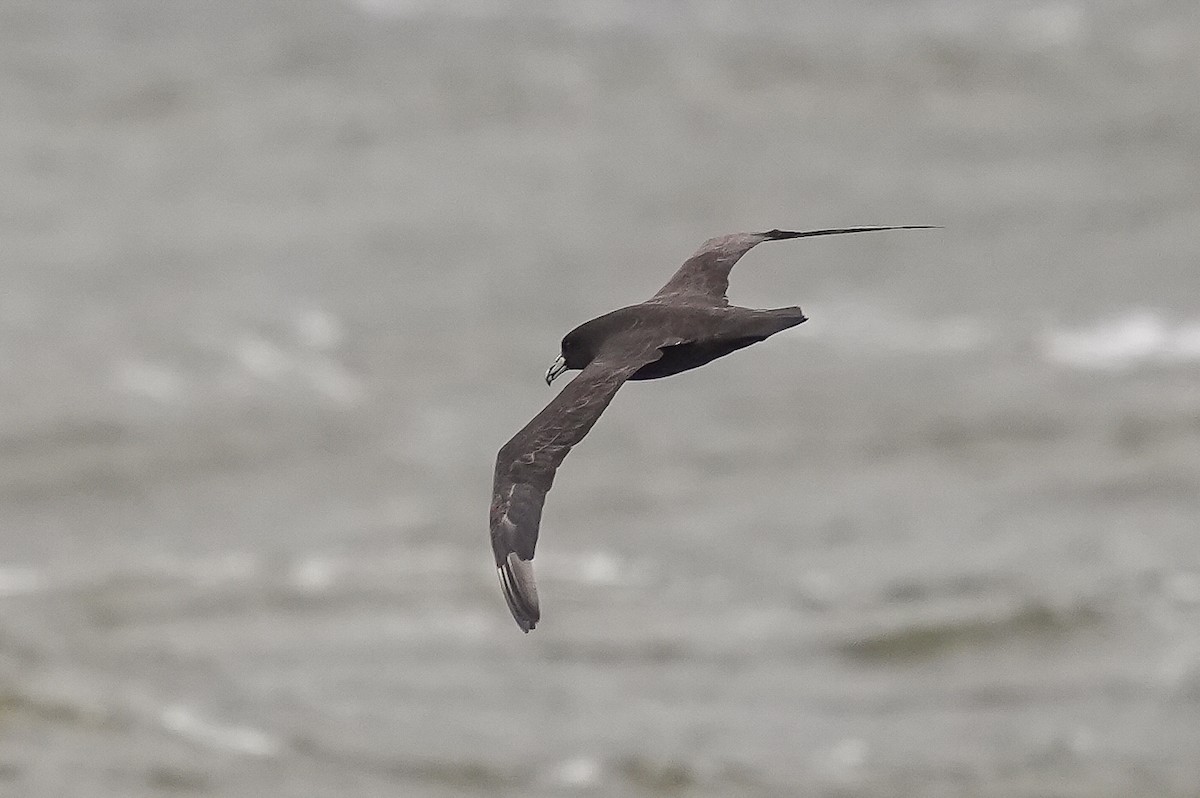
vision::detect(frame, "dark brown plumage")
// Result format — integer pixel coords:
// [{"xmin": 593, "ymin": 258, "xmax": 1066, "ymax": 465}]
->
[{"xmin": 490, "ymin": 226, "xmax": 935, "ymax": 631}]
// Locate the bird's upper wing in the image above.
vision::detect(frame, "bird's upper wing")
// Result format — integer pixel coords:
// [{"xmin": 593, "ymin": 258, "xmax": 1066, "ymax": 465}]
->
[
  {"xmin": 651, "ymin": 227, "xmax": 936, "ymax": 306},
  {"xmin": 490, "ymin": 345, "xmax": 666, "ymax": 632},
  {"xmin": 650, "ymin": 241, "xmax": 750, "ymax": 306}
]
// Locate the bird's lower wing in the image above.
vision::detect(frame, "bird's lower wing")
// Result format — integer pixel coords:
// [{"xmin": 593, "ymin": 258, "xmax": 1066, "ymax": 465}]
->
[{"xmin": 489, "ymin": 351, "xmax": 661, "ymax": 632}]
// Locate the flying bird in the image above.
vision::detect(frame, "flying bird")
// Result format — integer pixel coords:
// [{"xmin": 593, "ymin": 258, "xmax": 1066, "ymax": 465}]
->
[{"xmin": 490, "ymin": 226, "xmax": 934, "ymax": 631}]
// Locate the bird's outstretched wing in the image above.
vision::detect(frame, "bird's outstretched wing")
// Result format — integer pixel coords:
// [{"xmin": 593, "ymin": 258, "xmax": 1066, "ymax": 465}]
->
[
  {"xmin": 652, "ymin": 226, "xmax": 937, "ymax": 306},
  {"xmin": 490, "ymin": 349, "xmax": 663, "ymax": 632}
]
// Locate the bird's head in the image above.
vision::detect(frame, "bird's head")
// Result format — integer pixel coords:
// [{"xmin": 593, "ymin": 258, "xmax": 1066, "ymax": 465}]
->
[{"xmin": 546, "ymin": 325, "xmax": 598, "ymax": 385}]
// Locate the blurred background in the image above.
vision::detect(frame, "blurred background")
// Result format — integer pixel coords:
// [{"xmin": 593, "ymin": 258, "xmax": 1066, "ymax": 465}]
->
[{"xmin": 1, "ymin": 0, "xmax": 1199, "ymax": 795}]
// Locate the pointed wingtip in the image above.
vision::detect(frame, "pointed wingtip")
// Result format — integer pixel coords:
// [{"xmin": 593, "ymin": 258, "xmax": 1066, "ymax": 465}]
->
[
  {"xmin": 498, "ymin": 553, "xmax": 540, "ymax": 632},
  {"xmin": 763, "ymin": 225, "xmax": 940, "ymax": 240}
]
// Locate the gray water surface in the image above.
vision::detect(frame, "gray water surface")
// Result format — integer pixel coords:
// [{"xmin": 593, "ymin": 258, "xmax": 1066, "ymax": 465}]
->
[{"xmin": 1, "ymin": 1, "xmax": 1199, "ymax": 795}]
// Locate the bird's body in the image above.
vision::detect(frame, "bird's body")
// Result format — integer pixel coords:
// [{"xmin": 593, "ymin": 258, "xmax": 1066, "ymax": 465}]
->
[
  {"xmin": 490, "ymin": 226, "xmax": 934, "ymax": 631},
  {"xmin": 563, "ymin": 302, "xmax": 809, "ymax": 381}
]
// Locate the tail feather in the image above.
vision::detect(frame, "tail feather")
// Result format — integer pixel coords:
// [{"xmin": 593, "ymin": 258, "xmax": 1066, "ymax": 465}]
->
[
  {"xmin": 766, "ymin": 305, "xmax": 808, "ymax": 330},
  {"xmin": 498, "ymin": 553, "xmax": 540, "ymax": 632}
]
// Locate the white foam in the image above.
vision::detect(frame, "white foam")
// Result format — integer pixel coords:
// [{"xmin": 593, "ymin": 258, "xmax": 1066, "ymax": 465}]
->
[
  {"xmin": 346, "ymin": 0, "xmax": 509, "ymax": 20},
  {"xmin": 303, "ymin": 359, "xmax": 365, "ymax": 406},
  {"xmin": 544, "ymin": 755, "xmax": 603, "ymax": 788},
  {"xmin": 113, "ymin": 360, "xmax": 186, "ymax": 402},
  {"xmin": 577, "ymin": 551, "xmax": 623, "ymax": 585},
  {"xmin": 288, "ymin": 556, "xmax": 340, "ymax": 592},
  {"xmin": 795, "ymin": 569, "xmax": 841, "ymax": 609},
  {"xmin": 294, "ymin": 308, "xmax": 343, "ymax": 351},
  {"xmin": 0, "ymin": 565, "xmax": 44, "ymax": 596},
  {"xmin": 160, "ymin": 704, "xmax": 281, "ymax": 757},
  {"xmin": 555, "ymin": 550, "xmax": 649, "ymax": 587},
  {"xmin": 234, "ymin": 336, "xmax": 289, "ymax": 380},
  {"xmin": 1042, "ymin": 311, "xmax": 1200, "ymax": 369},
  {"xmin": 1010, "ymin": 2, "xmax": 1084, "ymax": 50},
  {"xmin": 229, "ymin": 331, "xmax": 365, "ymax": 405}
]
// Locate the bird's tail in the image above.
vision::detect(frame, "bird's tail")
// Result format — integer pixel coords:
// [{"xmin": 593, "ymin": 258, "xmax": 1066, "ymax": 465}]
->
[
  {"xmin": 731, "ymin": 306, "xmax": 808, "ymax": 340},
  {"xmin": 498, "ymin": 553, "xmax": 540, "ymax": 632},
  {"xmin": 764, "ymin": 306, "xmax": 808, "ymax": 330}
]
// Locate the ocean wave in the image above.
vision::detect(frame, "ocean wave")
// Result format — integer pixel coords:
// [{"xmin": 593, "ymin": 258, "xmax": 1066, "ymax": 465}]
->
[
  {"xmin": 0, "ymin": 565, "xmax": 44, "ymax": 597},
  {"xmin": 544, "ymin": 549, "xmax": 655, "ymax": 588},
  {"xmin": 835, "ymin": 598, "xmax": 1106, "ymax": 663},
  {"xmin": 801, "ymin": 304, "xmax": 1200, "ymax": 373},
  {"xmin": 1042, "ymin": 311, "xmax": 1200, "ymax": 370},
  {"xmin": 105, "ymin": 307, "xmax": 362, "ymax": 409},
  {"xmin": 288, "ymin": 736, "xmax": 519, "ymax": 788},
  {"xmin": 229, "ymin": 329, "xmax": 365, "ymax": 407},
  {"xmin": 159, "ymin": 704, "xmax": 282, "ymax": 757},
  {"xmin": 0, "ymin": 683, "xmax": 117, "ymax": 729},
  {"xmin": 796, "ymin": 299, "xmax": 994, "ymax": 356},
  {"xmin": 541, "ymin": 752, "xmax": 762, "ymax": 792},
  {"xmin": 0, "ymin": 542, "xmax": 478, "ymax": 619}
]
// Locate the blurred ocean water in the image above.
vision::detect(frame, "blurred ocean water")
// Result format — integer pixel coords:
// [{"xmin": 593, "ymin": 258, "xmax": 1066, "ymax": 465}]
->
[{"xmin": 1, "ymin": 0, "xmax": 1198, "ymax": 795}]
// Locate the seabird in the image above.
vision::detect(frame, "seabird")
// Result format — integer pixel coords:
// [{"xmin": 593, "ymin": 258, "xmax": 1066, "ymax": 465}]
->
[{"xmin": 490, "ymin": 226, "xmax": 935, "ymax": 631}]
